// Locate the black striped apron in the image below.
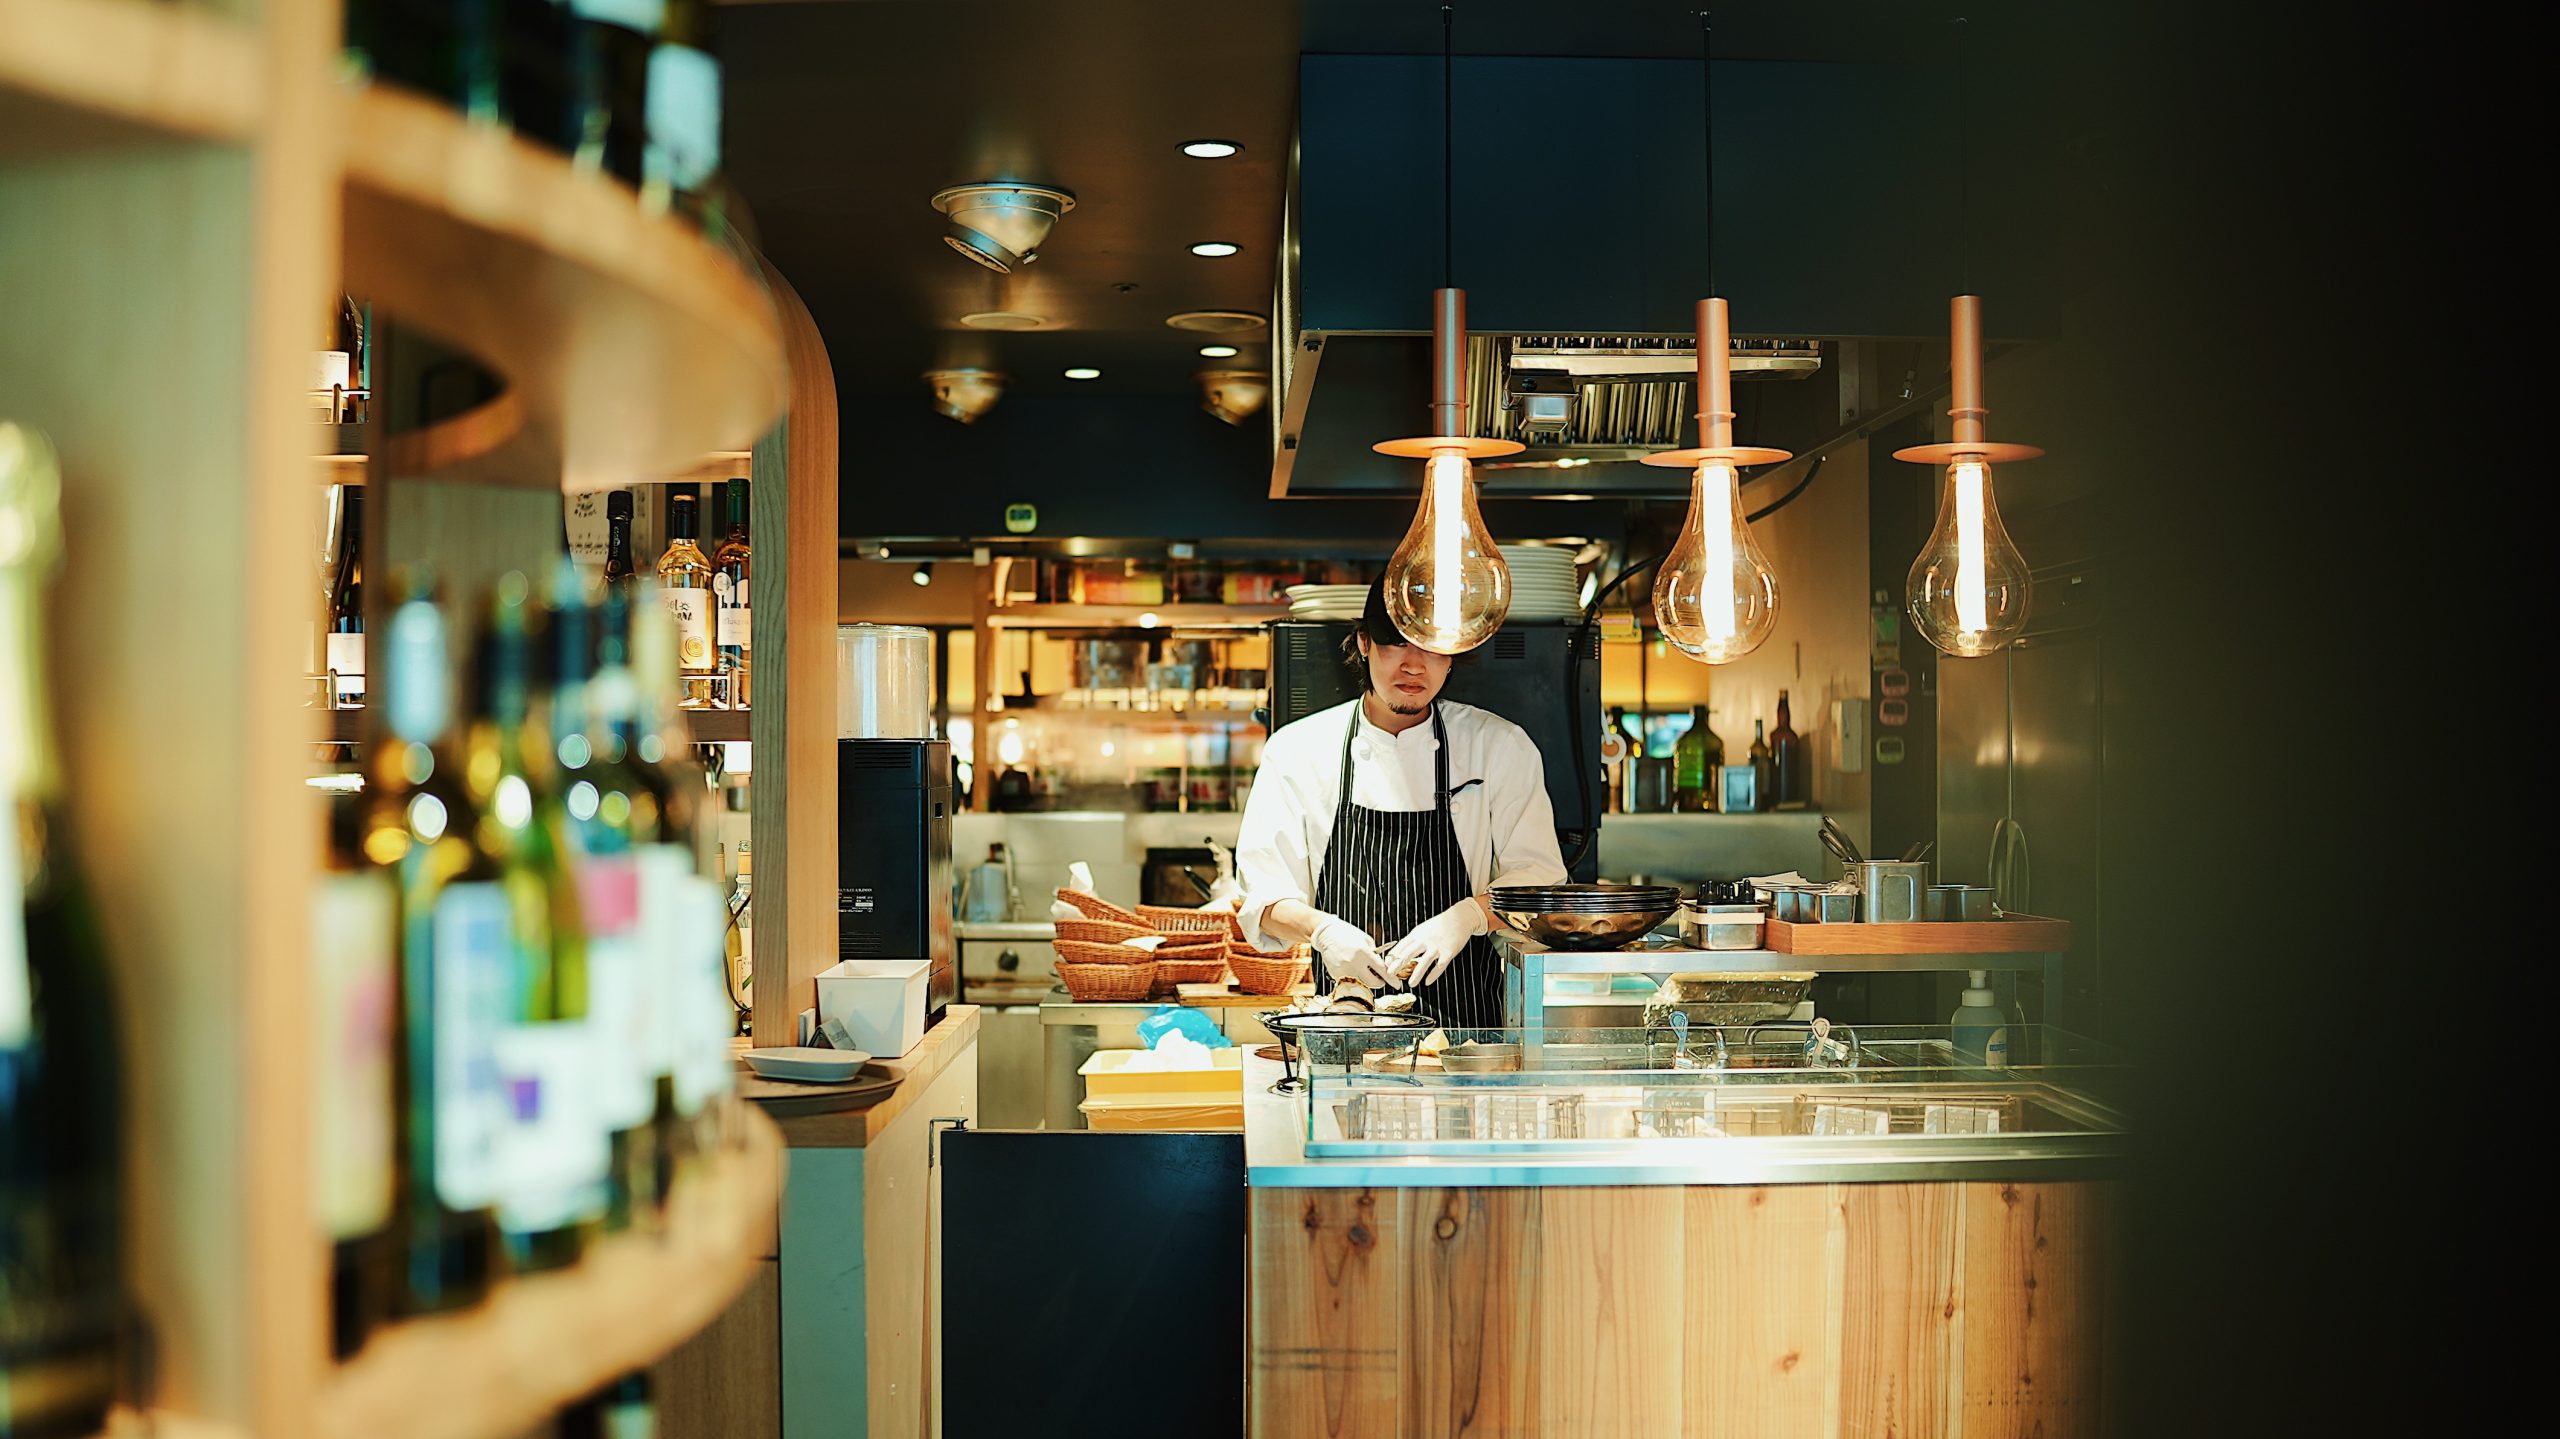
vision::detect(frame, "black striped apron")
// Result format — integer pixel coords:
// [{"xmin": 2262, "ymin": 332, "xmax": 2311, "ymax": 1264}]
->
[{"xmin": 1309, "ymin": 705, "xmax": 1503, "ymax": 1030}]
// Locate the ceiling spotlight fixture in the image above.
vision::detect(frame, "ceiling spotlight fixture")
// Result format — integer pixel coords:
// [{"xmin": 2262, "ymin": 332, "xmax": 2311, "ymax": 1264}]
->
[
  {"xmin": 923, "ymin": 367, "xmax": 1007, "ymax": 424},
  {"xmin": 1374, "ymin": 2, "xmax": 1521, "ymax": 656},
  {"xmin": 1062, "ymin": 367, "xmax": 1102, "ymax": 381},
  {"xmin": 1189, "ymin": 241, "xmax": 1241, "ymax": 258},
  {"xmin": 1197, "ymin": 370, "xmax": 1271, "ymax": 426},
  {"xmin": 930, "ymin": 182, "xmax": 1077, "ymax": 274},
  {"xmin": 1197, "ymin": 344, "xmax": 1239, "ymax": 358},
  {"xmin": 1180, "ymin": 139, "xmax": 1241, "ymax": 158},
  {"xmin": 958, "ymin": 311, "xmax": 1045, "ymax": 331},
  {"xmin": 911, "ymin": 562, "xmax": 934, "ymax": 587},
  {"xmin": 1164, "ymin": 309, "xmax": 1267, "ymax": 334},
  {"xmin": 874, "ymin": 544, "xmax": 892, "ymax": 559},
  {"xmin": 1642, "ymin": 13, "xmax": 1793, "ymax": 667}
]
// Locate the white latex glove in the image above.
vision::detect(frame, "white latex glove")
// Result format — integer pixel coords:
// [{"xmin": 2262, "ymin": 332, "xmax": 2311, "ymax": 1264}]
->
[
  {"xmin": 1310, "ymin": 914, "xmax": 1389, "ymax": 989},
  {"xmin": 1383, "ymin": 900, "xmax": 1491, "ymax": 989}
]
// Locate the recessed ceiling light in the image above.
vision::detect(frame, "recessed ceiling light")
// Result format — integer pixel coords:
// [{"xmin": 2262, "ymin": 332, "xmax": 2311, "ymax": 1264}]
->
[
  {"xmin": 1198, "ymin": 344, "xmax": 1240, "ymax": 358},
  {"xmin": 958, "ymin": 311, "xmax": 1045, "ymax": 331},
  {"xmin": 1165, "ymin": 309, "xmax": 1267, "ymax": 334},
  {"xmin": 1189, "ymin": 241, "xmax": 1241, "ymax": 258},
  {"xmin": 1063, "ymin": 367, "xmax": 1102, "ymax": 380},
  {"xmin": 1181, "ymin": 140, "xmax": 1242, "ymax": 158}
]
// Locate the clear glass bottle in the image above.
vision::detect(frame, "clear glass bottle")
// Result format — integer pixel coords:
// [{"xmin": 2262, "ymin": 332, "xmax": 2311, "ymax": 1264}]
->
[
  {"xmin": 655, "ymin": 491, "xmax": 720, "ymax": 708},
  {"xmin": 711, "ymin": 478, "xmax": 751, "ymax": 709}
]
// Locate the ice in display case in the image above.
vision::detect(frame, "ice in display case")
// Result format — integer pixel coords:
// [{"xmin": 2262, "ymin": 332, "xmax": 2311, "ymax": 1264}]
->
[{"xmin": 1287, "ymin": 1024, "xmax": 2122, "ymax": 1167}]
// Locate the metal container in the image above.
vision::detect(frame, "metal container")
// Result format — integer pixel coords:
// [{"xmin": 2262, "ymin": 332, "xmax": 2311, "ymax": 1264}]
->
[
  {"xmin": 1857, "ymin": 860, "xmax": 1931, "ymax": 923},
  {"xmin": 1685, "ymin": 903, "xmax": 1768, "ymax": 950},
  {"xmin": 1808, "ymin": 888, "xmax": 1861, "ymax": 924},
  {"xmin": 1626, "ymin": 756, "xmax": 1676, "ymax": 812},
  {"xmin": 1950, "ymin": 885, "xmax": 1998, "ymax": 921},
  {"xmin": 836, "ymin": 623, "xmax": 933, "ymax": 738},
  {"xmin": 1770, "ymin": 885, "xmax": 1817, "ymax": 923},
  {"xmin": 1926, "ymin": 885, "xmax": 1959, "ymax": 921}
]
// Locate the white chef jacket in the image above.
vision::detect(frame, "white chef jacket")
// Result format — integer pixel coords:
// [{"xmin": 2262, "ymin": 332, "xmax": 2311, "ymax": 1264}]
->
[{"xmin": 1237, "ymin": 698, "xmax": 1568, "ymax": 951}]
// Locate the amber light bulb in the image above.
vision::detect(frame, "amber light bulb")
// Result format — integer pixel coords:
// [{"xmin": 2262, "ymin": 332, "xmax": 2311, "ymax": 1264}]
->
[
  {"xmin": 1654, "ymin": 459, "xmax": 1778, "ymax": 664},
  {"xmin": 1383, "ymin": 447, "xmax": 1510, "ymax": 654},
  {"xmin": 1906, "ymin": 457, "xmax": 2031, "ymax": 657}
]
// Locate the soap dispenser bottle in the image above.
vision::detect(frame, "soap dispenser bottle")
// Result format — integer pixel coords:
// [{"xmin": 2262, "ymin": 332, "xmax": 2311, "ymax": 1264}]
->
[{"xmin": 1951, "ymin": 970, "xmax": 2009, "ymax": 1068}]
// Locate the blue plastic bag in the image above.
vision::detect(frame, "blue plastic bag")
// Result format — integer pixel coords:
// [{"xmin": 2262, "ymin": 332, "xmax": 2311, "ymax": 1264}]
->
[{"xmin": 1136, "ymin": 1004, "xmax": 1232, "ymax": 1050}]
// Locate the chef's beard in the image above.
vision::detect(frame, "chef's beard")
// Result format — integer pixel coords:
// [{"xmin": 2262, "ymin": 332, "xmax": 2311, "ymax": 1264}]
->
[{"xmin": 1383, "ymin": 695, "xmax": 1431, "ymax": 716}]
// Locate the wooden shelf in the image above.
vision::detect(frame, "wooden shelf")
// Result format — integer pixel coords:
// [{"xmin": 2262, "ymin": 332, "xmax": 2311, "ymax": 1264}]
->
[
  {"xmin": 317, "ymin": 439, "xmax": 751, "ymax": 489},
  {"xmin": 1763, "ymin": 913, "xmax": 2071, "ymax": 955},
  {"xmin": 320, "ymin": 1107, "xmax": 785, "ymax": 1439},
  {"xmin": 341, "ymin": 84, "xmax": 787, "ymax": 491},
  {"xmin": 0, "ymin": 0, "xmax": 259, "ymax": 161},
  {"xmin": 985, "ymin": 603, "xmax": 1285, "ymax": 630},
  {"xmin": 312, "ymin": 708, "xmax": 752, "ymax": 745}
]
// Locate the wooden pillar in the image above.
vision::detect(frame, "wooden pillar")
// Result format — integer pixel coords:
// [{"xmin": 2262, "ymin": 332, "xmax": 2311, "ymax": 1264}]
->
[{"xmin": 747, "ymin": 261, "xmax": 840, "ymax": 1047}]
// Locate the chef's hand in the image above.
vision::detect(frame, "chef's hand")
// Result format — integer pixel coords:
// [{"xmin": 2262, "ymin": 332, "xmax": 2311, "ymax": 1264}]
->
[
  {"xmin": 1384, "ymin": 900, "xmax": 1491, "ymax": 989},
  {"xmin": 1310, "ymin": 914, "xmax": 1389, "ymax": 989}
]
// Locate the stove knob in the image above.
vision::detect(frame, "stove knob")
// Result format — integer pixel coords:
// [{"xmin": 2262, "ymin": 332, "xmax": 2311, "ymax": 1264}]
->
[{"xmin": 997, "ymin": 949, "xmax": 1021, "ymax": 972}]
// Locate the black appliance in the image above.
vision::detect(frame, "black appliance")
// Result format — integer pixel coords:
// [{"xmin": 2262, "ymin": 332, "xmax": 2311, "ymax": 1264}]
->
[
  {"xmin": 1142, "ymin": 846, "xmax": 1220, "ymax": 906},
  {"xmin": 837, "ymin": 738, "xmax": 957, "ymax": 1013},
  {"xmin": 1266, "ymin": 620, "xmax": 1602, "ymax": 879}
]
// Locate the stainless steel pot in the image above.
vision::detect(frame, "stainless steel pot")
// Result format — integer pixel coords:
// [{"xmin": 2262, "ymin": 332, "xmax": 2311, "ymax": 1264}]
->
[
  {"xmin": 836, "ymin": 623, "xmax": 933, "ymax": 738},
  {"xmin": 1856, "ymin": 860, "xmax": 1931, "ymax": 923}
]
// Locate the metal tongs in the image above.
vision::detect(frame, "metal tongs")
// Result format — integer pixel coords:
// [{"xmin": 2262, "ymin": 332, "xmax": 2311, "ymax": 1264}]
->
[
  {"xmin": 1818, "ymin": 817, "xmax": 1863, "ymax": 871},
  {"xmin": 1805, "ymin": 1018, "xmax": 1862, "ymax": 1070}
]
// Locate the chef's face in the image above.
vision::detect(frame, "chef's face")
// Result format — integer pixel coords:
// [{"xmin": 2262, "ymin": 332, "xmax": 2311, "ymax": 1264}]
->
[{"xmin": 1359, "ymin": 635, "xmax": 1453, "ymax": 715}]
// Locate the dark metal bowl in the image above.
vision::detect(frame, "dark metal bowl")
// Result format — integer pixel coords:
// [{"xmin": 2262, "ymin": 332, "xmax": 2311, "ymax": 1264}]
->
[{"xmin": 1494, "ymin": 904, "xmax": 1680, "ymax": 950}]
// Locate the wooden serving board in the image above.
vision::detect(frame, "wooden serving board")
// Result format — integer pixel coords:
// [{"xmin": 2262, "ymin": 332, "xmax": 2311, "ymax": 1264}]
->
[
  {"xmin": 1176, "ymin": 981, "xmax": 1316, "ymax": 1008},
  {"xmin": 1765, "ymin": 913, "xmax": 2071, "ymax": 955}
]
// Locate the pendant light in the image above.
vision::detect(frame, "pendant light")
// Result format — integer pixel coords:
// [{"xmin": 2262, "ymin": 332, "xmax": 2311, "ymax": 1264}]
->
[
  {"xmin": 1373, "ymin": 2, "xmax": 1521, "ymax": 655},
  {"xmin": 1642, "ymin": 12, "xmax": 1792, "ymax": 665},
  {"xmin": 1894, "ymin": 19, "xmax": 2040, "ymax": 658}
]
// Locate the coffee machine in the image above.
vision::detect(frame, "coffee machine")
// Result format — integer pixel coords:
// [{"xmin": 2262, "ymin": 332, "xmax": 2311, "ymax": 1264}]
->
[{"xmin": 838, "ymin": 738, "xmax": 958, "ymax": 1015}]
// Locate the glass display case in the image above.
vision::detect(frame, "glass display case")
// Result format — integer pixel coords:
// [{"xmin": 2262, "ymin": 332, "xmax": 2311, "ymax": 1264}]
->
[{"xmin": 1272, "ymin": 1024, "xmax": 2122, "ymax": 1182}]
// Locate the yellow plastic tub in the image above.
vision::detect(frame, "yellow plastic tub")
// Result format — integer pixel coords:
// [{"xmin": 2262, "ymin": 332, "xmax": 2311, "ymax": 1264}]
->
[{"xmin": 1077, "ymin": 1047, "xmax": 1244, "ymax": 1100}]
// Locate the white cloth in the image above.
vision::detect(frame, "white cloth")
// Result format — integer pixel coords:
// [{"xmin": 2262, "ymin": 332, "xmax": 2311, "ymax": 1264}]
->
[{"xmin": 1237, "ymin": 698, "xmax": 1567, "ymax": 951}]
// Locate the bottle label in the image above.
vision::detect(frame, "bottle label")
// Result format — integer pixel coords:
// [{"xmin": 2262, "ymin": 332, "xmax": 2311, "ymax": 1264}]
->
[
  {"xmin": 493, "ymin": 1017, "xmax": 609, "ymax": 1233},
  {"xmin": 314, "ymin": 872, "xmax": 397, "ymax": 1238},
  {"xmin": 662, "ymin": 588, "xmax": 714, "ymax": 673},
  {"xmin": 563, "ymin": 492, "xmax": 611, "ymax": 568},
  {"xmin": 577, "ymin": 858, "xmax": 655, "ymax": 1132},
  {"xmin": 673, "ymin": 874, "xmax": 738, "ymax": 1114},
  {"xmin": 431, "ymin": 882, "xmax": 514, "ymax": 1210},
  {"xmin": 1984, "ymin": 1025, "xmax": 2010, "ymax": 1070},
  {"xmin": 646, "ymin": 44, "xmax": 723, "ymax": 192},
  {"xmin": 636, "ymin": 844, "xmax": 695, "ymax": 1078},
  {"xmin": 717, "ymin": 605, "xmax": 751, "ymax": 647}
]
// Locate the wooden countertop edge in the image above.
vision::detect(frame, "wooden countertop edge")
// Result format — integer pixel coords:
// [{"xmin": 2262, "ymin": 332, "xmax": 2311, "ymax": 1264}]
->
[{"xmin": 739, "ymin": 1005, "xmax": 981, "ymax": 1148}]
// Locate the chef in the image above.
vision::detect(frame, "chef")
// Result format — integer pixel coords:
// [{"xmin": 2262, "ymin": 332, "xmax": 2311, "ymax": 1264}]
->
[{"xmin": 1238, "ymin": 578, "xmax": 1568, "ymax": 1029}]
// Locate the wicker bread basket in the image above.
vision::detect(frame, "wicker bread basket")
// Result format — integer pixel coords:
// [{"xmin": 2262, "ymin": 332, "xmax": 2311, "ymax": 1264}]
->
[
  {"xmin": 1138, "ymin": 904, "xmax": 1246, "ymax": 941},
  {"xmin": 1053, "ymin": 919, "xmax": 1152, "ymax": 946},
  {"xmin": 1054, "ymin": 959, "xmax": 1160, "ymax": 1002},
  {"xmin": 1148, "ymin": 955, "xmax": 1235, "ymax": 996},
  {"xmin": 1055, "ymin": 889, "xmax": 1147, "ymax": 927},
  {"xmin": 1227, "ymin": 944, "xmax": 1313, "ymax": 995},
  {"xmin": 1053, "ymin": 938, "xmax": 1161, "ymax": 967}
]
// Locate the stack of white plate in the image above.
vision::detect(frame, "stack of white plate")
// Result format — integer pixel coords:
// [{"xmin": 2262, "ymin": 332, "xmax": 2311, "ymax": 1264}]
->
[
  {"xmin": 1500, "ymin": 545, "xmax": 1584, "ymax": 619},
  {"xmin": 1284, "ymin": 583, "xmax": 1370, "ymax": 620}
]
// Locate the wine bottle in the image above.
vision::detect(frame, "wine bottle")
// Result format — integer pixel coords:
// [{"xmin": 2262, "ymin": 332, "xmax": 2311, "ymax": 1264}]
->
[
  {"xmin": 602, "ymin": 490, "xmax": 636, "ymax": 594},
  {"xmin": 645, "ymin": 0, "xmax": 724, "ymax": 228},
  {"xmin": 654, "ymin": 492, "xmax": 719, "ymax": 708},
  {"xmin": 1748, "ymin": 720, "xmax": 1774, "ymax": 814},
  {"xmin": 327, "ymin": 485, "xmax": 366, "ymax": 707},
  {"xmin": 370, "ymin": 574, "xmax": 503, "ymax": 1316},
  {"xmin": 1672, "ymin": 705, "xmax": 1714, "ymax": 812},
  {"xmin": 343, "ymin": 0, "xmax": 505, "ymax": 124},
  {"xmin": 565, "ymin": 0, "xmax": 658, "ymax": 185},
  {"xmin": 711, "ymin": 478, "xmax": 750, "ymax": 710},
  {"xmin": 601, "ymin": 582, "xmax": 691, "ymax": 1209},
  {"xmin": 1770, "ymin": 688, "xmax": 1807, "ymax": 809},
  {"xmin": 470, "ymin": 573, "xmax": 602, "ymax": 1270},
  {"xmin": 553, "ymin": 565, "xmax": 665, "ymax": 1227},
  {"xmin": 1, "ymin": 426, "xmax": 130, "ymax": 1439},
  {"xmin": 316, "ymin": 785, "xmax": 397, "ymax": 1358}
]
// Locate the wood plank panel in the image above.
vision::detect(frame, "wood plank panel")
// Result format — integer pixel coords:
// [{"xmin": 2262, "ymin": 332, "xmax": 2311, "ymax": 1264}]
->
[
  {"xmin": 653, "ymin": 1259, "xmax": 782, "ymax": 1439},
  {"xmin": 1683, "ymin": 1185, "xmax": 1838, "ymax": 1439},
  {"xmin": 1960, "ymin": 1183, "xmax": 2110, "ymax": 1439},
  {"xmin": 1250, "ymin": 1188, "xmax": 1406, "ymax": 1439},
  {"xmin": 1837, "ymin": 1183, "xmax": 1964, "ymax": 1439},
  {"xmin": 747, "ymin": 259, "xmax": 839, "ymax": 1047},
  {"xmin": 1401, "ymin": 1187, "xmax": 1540, "ymax": 1439},
  {"xmin": 1534, "ymin": 1188, "xmax": 1685, "ymax": 1439}
]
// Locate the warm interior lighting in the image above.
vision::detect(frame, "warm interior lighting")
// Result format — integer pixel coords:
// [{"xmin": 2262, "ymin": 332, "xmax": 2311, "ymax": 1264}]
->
[
  {"xmin": 1383, "ymin": 445, "xmax": 1509, "ymax": 654},
  {"xmin": 1181, "ymin": 140, "xmax": 1241, "ymax": 158},
  {"xmin": 1198, "ymin": 344, "xmax": 1239, "ymax": 358},
  {"xmin": 1643, "ymin": 299, "xmax": 1791, "ymax": 664},
  {"xmin": 1189, "ymin": 241, "xmax": 1240, "ymax": 257},
  {"xmin": 911, "ymin": 562, "xmax": 933, "ymax": 587},
  {"xmin": 1893, "ymin": 295, "xmax": 2041, "ymax": 658},
  {"xmin": 1062, "ymin": 367, "xmax": 1101, "ymax": 381}
]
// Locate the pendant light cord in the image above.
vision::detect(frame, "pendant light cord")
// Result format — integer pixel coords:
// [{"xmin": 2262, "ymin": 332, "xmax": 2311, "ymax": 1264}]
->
[
  {"xmin": 1953, "ymin": 15, "xmax": 1971, "ymax": 293},
  {"xmin": 1699, "ymin": 9, "xmax": 1715, "ymax": 298},
  {"xmin": 1442, "ymin": 2, "xmax": 1455, "ymax": 291}
]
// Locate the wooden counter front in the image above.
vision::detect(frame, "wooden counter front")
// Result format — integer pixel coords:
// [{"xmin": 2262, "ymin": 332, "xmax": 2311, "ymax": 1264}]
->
[{"xmin": 1249, "ymin": 1180, "xmax": 2113, "ymax": 1439}]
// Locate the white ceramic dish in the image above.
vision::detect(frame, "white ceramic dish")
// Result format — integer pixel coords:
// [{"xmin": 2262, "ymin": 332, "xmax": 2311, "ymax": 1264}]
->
[{"xmin": 742, "ymin": 1046, "xmax": 874, "ymax": 1082}]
